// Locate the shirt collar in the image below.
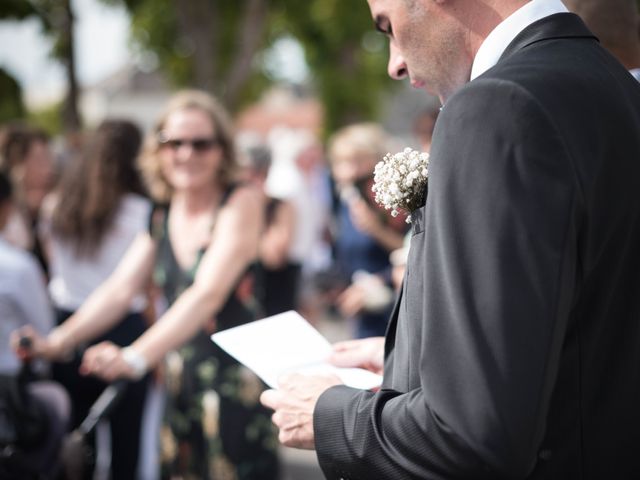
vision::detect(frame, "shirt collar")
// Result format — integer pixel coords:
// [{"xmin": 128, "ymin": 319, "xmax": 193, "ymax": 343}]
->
[
  {"xmin": 629, "ymin": 68, "xmax": 640, "ymax": 82},
  {"xmin": 470, "ymin": 0, "xmax": 568, "ymax": 81}
]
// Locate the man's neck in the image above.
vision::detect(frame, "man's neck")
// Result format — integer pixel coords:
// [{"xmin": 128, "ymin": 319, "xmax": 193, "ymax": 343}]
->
[
  {"xmin": 439, "ymin": 0, "xmax": 529, "ymax": 103},
  {"xmin": 469, "ymin": 0, "xmax": 568, "ymax": 81}
]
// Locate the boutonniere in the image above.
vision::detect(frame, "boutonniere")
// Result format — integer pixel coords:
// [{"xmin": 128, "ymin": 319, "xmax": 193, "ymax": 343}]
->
[{"xmin": 372, "ymin": 147, "xmax": 429, "ymax": 223}]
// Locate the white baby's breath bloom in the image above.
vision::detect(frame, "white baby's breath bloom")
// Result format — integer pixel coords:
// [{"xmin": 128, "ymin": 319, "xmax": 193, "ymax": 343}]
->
[{"xmin": 372, "ymin": 147, "xmax": 429, "ymax": 223}]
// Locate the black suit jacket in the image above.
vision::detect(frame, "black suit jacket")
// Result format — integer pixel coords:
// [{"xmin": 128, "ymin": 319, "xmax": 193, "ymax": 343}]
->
[{"xmin": 314, "ymin": 13, "xmax": 640, "ymax": 480}]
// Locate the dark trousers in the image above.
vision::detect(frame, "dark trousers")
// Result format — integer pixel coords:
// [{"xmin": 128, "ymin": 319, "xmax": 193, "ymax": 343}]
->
[
  {"xmin": 261, "ymin": 262, "xmax": 302, "ymax": 317},
  {"xmin": 52, "ymin": 309, "xmax": 148, "ymax": 480}
]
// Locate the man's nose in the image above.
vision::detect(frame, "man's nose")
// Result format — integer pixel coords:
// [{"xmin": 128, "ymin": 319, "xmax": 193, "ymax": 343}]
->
[{"xmin": 388, "ymin": 42, "xmax": 408, "ymax": 80}]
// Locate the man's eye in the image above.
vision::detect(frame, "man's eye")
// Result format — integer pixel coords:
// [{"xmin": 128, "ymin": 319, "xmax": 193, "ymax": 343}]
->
[{"xmin": 375, "ymin": 17, "xmax": 393, "ymax": 36}]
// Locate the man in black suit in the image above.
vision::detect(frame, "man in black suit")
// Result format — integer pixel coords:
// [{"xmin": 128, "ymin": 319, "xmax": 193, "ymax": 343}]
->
[{"xmin": 261, "ymin": 0, "xmax": 640, "ymax": 478}]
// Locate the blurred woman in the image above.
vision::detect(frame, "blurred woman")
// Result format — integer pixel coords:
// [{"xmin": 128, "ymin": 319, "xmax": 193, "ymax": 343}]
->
[
  {"xmin": 328, "ymin": 123, "xmax": 407, "ymax": 338},
  {"xmin": 39, "ymin": 119, "xmax": 151, "ymax": 480},
  {"xmin": 238, "ymin": 137, "xmax": 298, "ymax": 316},
  {"xmin": 0, "ymin": 123, "xmax": 56, "ymax": 274},
  {"xmin": 14, "ymin": 91, "xmax": 279, "ymax": 480}
]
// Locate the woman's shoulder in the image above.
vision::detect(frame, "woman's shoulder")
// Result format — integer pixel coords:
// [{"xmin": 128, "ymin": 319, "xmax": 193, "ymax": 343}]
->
[
  {"xmin": 122, "ymin": 192, "xmax": 152, "ymax": 209},
  {"xmin": 115, "ymin": 193, "xmax": 154, "ymax": 231},
  {"xmin": 223, "ymin": 183, "xmax": 262, "ymax": 209},
  {"xmin": 120, "ymin": 193, "xmax": 153, "ymax": 216}
]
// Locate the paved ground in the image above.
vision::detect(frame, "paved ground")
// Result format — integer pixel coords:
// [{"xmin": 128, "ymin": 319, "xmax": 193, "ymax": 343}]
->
[
  {"xmin": 281, "ymin": 447, "xmax": 326, "ymax": 480},
  {"xmin": 279, "ymin": 311, "xmax": 351, "ymax": 480}
]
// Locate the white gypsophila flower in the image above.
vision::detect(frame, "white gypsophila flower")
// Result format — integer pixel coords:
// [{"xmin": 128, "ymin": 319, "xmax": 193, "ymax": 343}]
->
[{"xmin": 372, "ymin": 147, "xmax": 429, "ymax": 223}]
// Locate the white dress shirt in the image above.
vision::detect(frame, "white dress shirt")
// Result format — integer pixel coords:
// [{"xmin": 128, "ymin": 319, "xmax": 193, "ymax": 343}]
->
[{"xmin": 471, "ymin": 0, "xmax": 569, "ymax": 81}]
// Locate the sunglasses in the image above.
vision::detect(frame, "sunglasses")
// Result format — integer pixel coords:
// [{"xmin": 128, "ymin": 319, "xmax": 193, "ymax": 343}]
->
[{"xmin": 158, "ymin": 136, "xmax": 220, "ymax": 152}]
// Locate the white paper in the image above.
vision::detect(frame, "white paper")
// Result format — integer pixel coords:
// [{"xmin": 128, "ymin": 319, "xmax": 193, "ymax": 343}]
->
[{"xmin": 211, "ymin": 310, "xmax": 382, "ymax": 390}]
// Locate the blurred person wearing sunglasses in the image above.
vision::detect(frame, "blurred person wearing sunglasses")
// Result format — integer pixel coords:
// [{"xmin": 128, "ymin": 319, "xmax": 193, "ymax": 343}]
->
[{"xmin": 13, "ymin": 91, "xmax": 279, "ymax": 480}]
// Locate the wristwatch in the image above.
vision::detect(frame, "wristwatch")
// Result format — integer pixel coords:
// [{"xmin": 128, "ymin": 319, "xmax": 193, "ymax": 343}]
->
[{"xmin": 122, "ymin": 347, "xmax": 148, "ymax": 380}]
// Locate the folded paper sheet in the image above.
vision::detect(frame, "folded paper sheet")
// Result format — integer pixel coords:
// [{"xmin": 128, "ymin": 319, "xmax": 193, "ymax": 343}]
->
[{"xmin": 211, "ymin": 310, "xmax": 382, "ymax": 390}]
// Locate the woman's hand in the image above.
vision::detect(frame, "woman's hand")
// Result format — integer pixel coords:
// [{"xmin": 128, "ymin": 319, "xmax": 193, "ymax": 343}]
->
[
  {"xmin": 80, "ymin": 341, "xmax": 137, "ymax": 381},
  {"xmin": 336, "ymin": 282, "xmax": 367, "ymax": 318},
  {"xmin": 328, "ymin": 337, "xmax": 385, "ymax": 376},
  {"xmin": 10, "ymin": 325, "xmax": 70, "ymax": 361},
  {"xmin": 349, "ymin": 197, "xmax": 382, "ymax": 236}
]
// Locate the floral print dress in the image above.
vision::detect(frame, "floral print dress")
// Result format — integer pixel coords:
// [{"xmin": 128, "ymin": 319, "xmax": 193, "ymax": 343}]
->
[{"xmin": 149, "ymin": 194, "xmax": 280, "ymax": 480}]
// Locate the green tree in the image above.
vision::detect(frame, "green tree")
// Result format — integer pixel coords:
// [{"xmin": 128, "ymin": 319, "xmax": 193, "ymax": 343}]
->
[
  {"xmin": 102, "ymin": 0, "xmax": 395, "ymax": 133},
  {"xmin": 0, "ymin": 0, "xmax": 81, "ymax": 133},
  {"xmin": 271, "ymin": 0, "xmax": 395, "ymax": 132},
  {"xmin": 0, "ymin": 68, "xmax": 26, "ymax": 123},
  {"xmin": 103, "ymin": 0, "xmax": 272, "ymax": 111}
]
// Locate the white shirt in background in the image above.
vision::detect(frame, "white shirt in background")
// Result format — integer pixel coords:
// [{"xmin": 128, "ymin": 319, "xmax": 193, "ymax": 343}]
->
[{"xmin": 46, "ymin": 193, "xmax": 152, "ymax": 312}]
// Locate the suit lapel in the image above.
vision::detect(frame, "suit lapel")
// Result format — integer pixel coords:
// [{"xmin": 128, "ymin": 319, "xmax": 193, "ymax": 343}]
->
[
  {"xmin": 384, "ymin": 281, "xmax": 403, "ymax": 359},
  {"xmin": 500, "ymin": 13, "xmax": 597, "ymax": 63}
]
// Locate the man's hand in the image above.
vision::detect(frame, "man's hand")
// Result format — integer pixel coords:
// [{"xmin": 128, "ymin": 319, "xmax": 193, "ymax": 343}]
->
[
  {"xmin": 80, "ymin": 341, "xmax": 137, "ymax": 381},
  {"xmin": 329, "ymin": 337, "xmax": 385, "ymax": 376},
  {"xmin": 260, "ymin": 372, "xmax": 342, "ymax": 449}
]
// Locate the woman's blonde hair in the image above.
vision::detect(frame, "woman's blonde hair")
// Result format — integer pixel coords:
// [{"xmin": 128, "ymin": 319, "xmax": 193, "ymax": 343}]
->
[
  {"xmin": 327, "ymin": 122, "xmax": 389, "ymax": 166},
  {"xmin": 140, "ymin": 90, "xmax": 236, "ymax": 202}
]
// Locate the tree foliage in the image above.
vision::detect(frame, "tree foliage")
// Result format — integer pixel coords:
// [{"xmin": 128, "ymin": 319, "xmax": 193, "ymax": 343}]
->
[
  {"xmin": 0, "ymin": 68, "xmax": 26, "ymax": 123},
  {"xmin": 271, "ymin": 0, "xmax": 395, "ymax": 132},
  {"xmin": 0, "ymin": 0, "xmax": 81, "ymax": 133},
  {"xmin": 102, "ymin": 0, "xmax": 395, "ymax": 133}
]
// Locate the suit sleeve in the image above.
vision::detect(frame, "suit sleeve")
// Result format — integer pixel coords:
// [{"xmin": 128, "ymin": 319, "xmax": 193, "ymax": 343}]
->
[{"xmin": 314, "ymin": 79, "xmax": 582, "ymax": 479}]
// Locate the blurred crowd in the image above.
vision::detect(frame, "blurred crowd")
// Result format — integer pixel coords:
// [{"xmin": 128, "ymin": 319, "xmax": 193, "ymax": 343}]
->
[
  {"xmin": 0, "ymin": 88, "xmax": 437, "ymax": 480},
  {"xmin": 3, "ymin": 0, "xmax": 636, "ymax": 477}
]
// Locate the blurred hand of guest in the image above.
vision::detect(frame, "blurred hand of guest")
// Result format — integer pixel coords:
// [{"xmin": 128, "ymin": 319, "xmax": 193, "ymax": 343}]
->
[
  {"xmin": 80, "ymin": 341, "xmax": 138, "ymax": 381},
  {"xmin": 11, "ymin": 325, "xmax": 71, "ymax": 362},
  {"xmin": 260, "ymin": 200, "xmax": 295, "ymax": 269},
  {"xmin": 329, "ymin": 337, "xmax": 385, "ymax": 376},
  {"xmin": 336, "ymin": 282, "xmax": 367, "ymax": 317},
  {"xmin": 260, "ymin": 372, "xmax": 342, "ymax": 449},
  {"xmin": 337, "ymin": 272, "xmax": 392, "ymax": 318},
  {"xmin": 348, "ymin": 197, "xmax": 382, "ymax": 236},
  {"xmin": 348, "ymin": 195, "xmax": 405, "ymax": 252}
]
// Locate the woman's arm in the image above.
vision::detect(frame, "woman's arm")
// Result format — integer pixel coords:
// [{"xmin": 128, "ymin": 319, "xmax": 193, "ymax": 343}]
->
[
  {"xmin": 82, "ymin": 186, "xmax": 264, "ymax": 380},
  {"xmin": 260, "ymin": 199, "xmax": 295, "ymax": 269},
  {"xmin": 13, "ymin": 232, "xmax": 157, "ymax": 360}
]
